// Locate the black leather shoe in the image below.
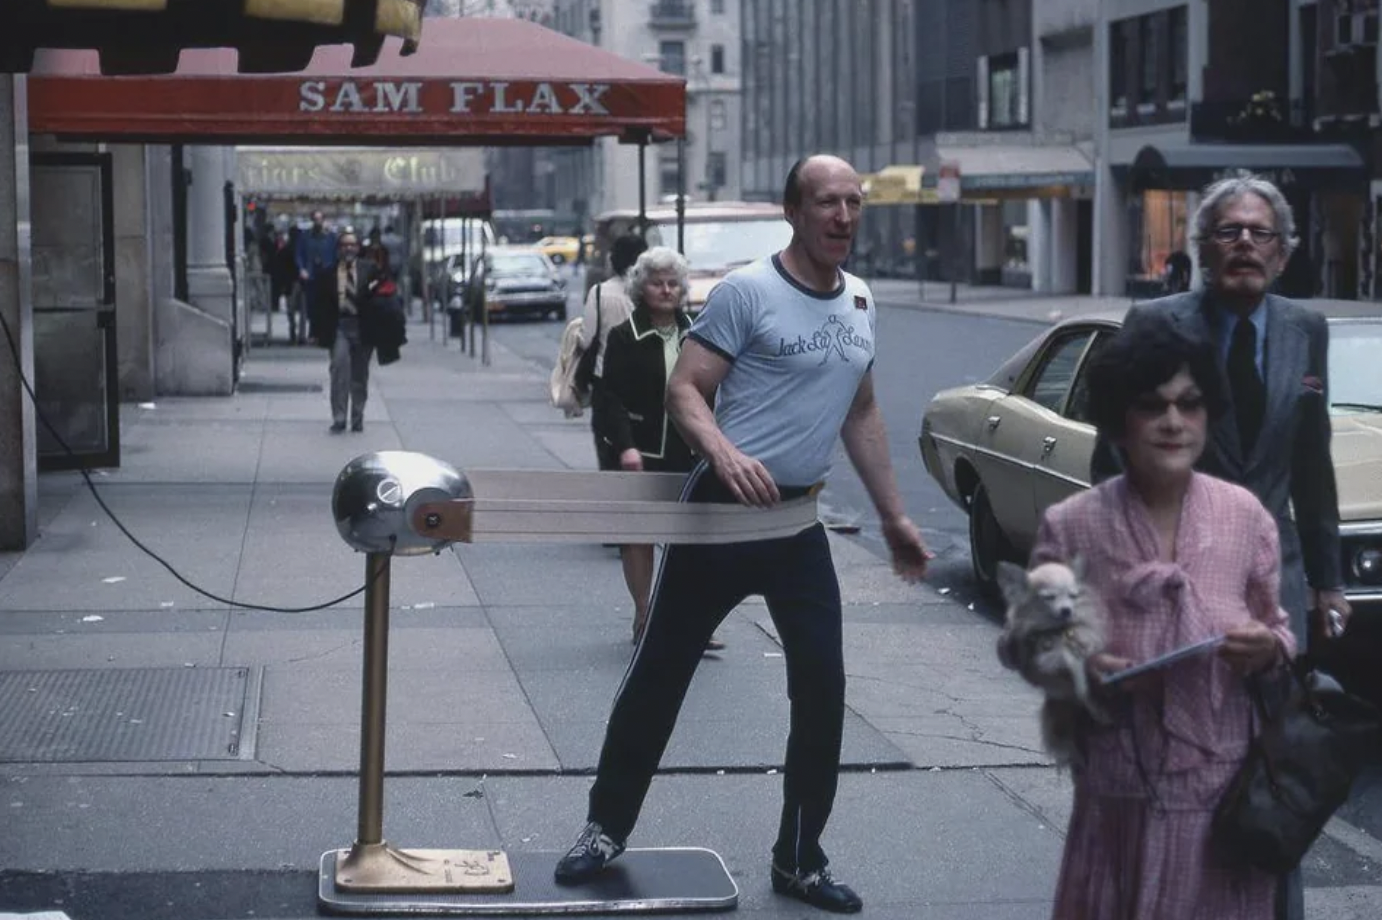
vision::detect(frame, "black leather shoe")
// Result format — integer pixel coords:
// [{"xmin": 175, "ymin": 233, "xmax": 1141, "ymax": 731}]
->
[
  {"xmin": 329, "ymin": 421, "xmax": 347, "ymax": 434},
  {"xmin": 553, "ymin": 821, "xmax": 625, "ymax": 885},
  {"xmin": 771, "ymin": 864, "xmax": 862, "ymax": 913},
  {"xmin": 351, "ymin": 419, "xmax": 364, "ymax": 432}
]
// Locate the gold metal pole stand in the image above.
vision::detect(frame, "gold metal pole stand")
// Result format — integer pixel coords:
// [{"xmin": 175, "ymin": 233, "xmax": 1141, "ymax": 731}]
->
[{"xmin": 331, "ymin": 552, "xmax": 513, "ymax": 894}]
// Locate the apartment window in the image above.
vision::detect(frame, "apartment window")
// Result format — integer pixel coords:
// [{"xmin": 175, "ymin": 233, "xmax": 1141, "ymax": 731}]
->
[
  {"xmin": 659, "ymin": 40, "xmax": 686, "ymax": 76},
  {"xmin": 709, "ymin": 99, "xmax": 727, "ymax": 130},
  {"xmin": 1110, "ymin": 23, "xmax": 1129, "ymax": 115},
  {"xmin": 1338, "ymin": 0, "xmax": 1381, "ymax": 46},
  {"xmin": 711, "ymin": 0, "xmax": 725, "ymax": 13},
  {"xmin": 706, "ymin": 151, "xmax": 727, "ymax": 189},
  {"xmin": 1168, "ymin": 6, "xmax": 1188, "ymax": 105},
  {"xmin": 987, "ymin": 52, "xmax": 1024, "ymax": 128},
  {"xmin": 710, "ymin": 43, "xmax": 725, "ymax": 74},
  {"xmin": 660, "ymin": 155, "xmax": 682, "ymax": 197},
  {"xmin": 1139, "ymin": 15, "xmax": 1159, "ymax": 112}
]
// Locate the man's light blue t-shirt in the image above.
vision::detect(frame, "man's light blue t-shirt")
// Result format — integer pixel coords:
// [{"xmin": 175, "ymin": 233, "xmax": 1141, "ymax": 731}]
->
[{"xmin": 688, "ymin": 255, "xmax": 877, "ymax": 487}]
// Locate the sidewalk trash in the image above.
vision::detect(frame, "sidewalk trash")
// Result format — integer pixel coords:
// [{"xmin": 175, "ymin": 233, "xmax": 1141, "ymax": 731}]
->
[
  {"xmin": 101, "ymin": 576, "xmax": 126, "ymax": 584},
  {"xmin": 138, "ymin": 402, "xmax": 157, "ymax": 410},
  {"xmin": 80, "ymin": 615, "xmax": 103, "ymax": 623}
]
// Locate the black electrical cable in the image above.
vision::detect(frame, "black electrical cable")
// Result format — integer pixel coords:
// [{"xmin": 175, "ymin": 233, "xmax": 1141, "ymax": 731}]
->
[{"xmin": 0, "ymin": 307, "xmax": 388, "ymax": 613}]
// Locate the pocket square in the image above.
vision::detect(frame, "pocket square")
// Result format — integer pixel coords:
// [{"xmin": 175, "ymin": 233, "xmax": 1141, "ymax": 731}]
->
[{"xmin": 1302, "ymin": 375, "xmax": 1324, "ymax": 394}]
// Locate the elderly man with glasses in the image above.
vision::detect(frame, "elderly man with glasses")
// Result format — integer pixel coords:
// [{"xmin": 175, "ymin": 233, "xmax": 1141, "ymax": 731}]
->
[{"xmin": 1092, "ymin": 171, "xmax": 1346, "ymax": 920}]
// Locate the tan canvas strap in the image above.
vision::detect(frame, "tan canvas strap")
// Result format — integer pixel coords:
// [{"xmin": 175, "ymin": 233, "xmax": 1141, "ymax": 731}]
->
[{"xmin": 411, "ymin": 469, "xmax": 820, "ymax": 545}]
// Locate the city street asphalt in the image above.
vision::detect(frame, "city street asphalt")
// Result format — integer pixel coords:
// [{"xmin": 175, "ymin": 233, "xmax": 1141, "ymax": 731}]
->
[{"xmin": 1, "ymin": 283, "xmax": 1379, "ymax": 919}]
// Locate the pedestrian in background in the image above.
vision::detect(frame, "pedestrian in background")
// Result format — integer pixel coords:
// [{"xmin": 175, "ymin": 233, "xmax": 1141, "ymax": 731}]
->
[
  {"xmin": 1091, "ymin": 171, "xmax": 1348, "ymax": 920},
  {"xmin": 268, "ymin": 227, "xmax": 301, "ymax": 343},
  {"xmin": 296, "ymin": 210, "xmax": 337, "ymax": 342},
  {"xmin": 579, "ymin": 233, "xmax": 648, "ymax": 471},
  {"xmin": 310, "ymin": 231, "xmax": 379, "ymax": 434},
  {"xmin": 1039, "ymin": 315, "xmax": 1295, "ymax": 918},
  {"xmin": 590, "ymin": 246, "xmax": 702, "ymax": 647},
  {"xmin": 554, "ymin": 155, "xmax": 931, "ymax": 914}
]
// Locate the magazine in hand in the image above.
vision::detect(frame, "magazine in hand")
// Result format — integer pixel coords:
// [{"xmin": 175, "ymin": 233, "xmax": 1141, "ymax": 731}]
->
[{"xmin": 1100, "ymin": 636, "xmax": 1227, "ymax": 686}]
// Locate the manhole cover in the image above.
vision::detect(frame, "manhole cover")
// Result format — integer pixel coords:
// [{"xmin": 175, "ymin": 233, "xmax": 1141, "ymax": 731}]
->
[
  {"xmin": 236, "ymin": 381, "xmax": 322, "ymax": 394},
  {"xmin": 0, "ymin": 667, "xmax": 257, "ymax": 763}
]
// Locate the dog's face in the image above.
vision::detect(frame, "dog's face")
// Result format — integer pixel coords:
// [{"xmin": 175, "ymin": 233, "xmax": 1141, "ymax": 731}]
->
[{"xmin": 997, "ymin": 558, "xmax": 1088, "ymax": 632}]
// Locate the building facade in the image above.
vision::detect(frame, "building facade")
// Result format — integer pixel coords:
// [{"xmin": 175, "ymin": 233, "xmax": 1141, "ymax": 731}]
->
[
  {"xmin": 1097, "ymin": 0, "xmax": 1367, "ymax": 298},
  {"xmin": 738, "ymin": 0, "xmax": 1369, "ymax": 298},
  {"xmin": 539, "ymin": 0, "xmax": 743, "ymax": 226},
  {"xmin": 740, "ymin": 0, "xmax": 921, "ymax": 277}
]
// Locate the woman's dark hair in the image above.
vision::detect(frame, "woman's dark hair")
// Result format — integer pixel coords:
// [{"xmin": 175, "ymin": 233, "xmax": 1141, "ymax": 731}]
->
[
  {"xmin": 610, "ymin": 233, "xmax": 648, "ymax": 277},
  {"xmin": 1086, "ymin": 312, "xmax": 1226, "ymax": 439}
]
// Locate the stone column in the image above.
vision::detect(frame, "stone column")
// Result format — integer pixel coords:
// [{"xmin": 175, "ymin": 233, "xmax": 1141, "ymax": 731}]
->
[
  {"xmin": 156, "ymin": 145, "xmax": 233, "ymax": 396},
  {"xmin": 111, "ymin": 145, "xmax": 155, "ymax": 402},
  {"xmin": 0, "ymin": 75, "xmax": 36, "ymax": 550},
  {"xmin": 1050, "ymin": 197, "xmax": 1079, "ymax": 294},
  {"xmin": 1028, "ymin": 198, "xmax": 1052, "ymax": 293},
  {"xmin": 186, "ymin": 145, "xmax": 233, "ymax": 325}
]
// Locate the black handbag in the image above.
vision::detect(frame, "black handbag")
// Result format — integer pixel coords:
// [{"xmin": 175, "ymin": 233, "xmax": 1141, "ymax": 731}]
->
[
  {"xmin": 1212, "ymin": 658, "xmax": 1381, "ymax": 875},
  {"xmin": 573, "ymin": 283, "xmax": 602, "ymax": 397}
]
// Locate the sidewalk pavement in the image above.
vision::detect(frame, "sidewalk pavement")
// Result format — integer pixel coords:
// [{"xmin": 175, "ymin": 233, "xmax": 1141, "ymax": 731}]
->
[{"xmin": 0, "ymin": 313, "xmax": 1379, "ymax": 919}]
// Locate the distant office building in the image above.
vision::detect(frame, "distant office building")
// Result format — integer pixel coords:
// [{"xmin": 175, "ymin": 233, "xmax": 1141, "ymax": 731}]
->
[{"xmin": 542, "ymin": 0, "xmax": 743, "ymax": 227}]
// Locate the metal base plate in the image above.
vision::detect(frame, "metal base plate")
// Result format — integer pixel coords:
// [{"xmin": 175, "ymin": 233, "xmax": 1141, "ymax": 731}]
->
[{"xmin": 318, "ymin": 847, "xmax": 739, "ymax": 915}]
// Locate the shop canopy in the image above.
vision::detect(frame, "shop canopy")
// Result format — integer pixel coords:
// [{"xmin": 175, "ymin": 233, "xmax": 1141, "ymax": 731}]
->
[
  {"xmin": 26, "ymin": 16, "xmax": 687, "ymax": 146},
  {"xmin": 7, "ymin": 0, "xmax": 423, "ymax": 75}
]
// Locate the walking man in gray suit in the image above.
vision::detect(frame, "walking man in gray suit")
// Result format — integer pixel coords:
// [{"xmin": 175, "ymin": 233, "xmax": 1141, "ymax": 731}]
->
[{"xmin": 1093, "ymin": 171, "xmax": 1348, "ymax": 920}]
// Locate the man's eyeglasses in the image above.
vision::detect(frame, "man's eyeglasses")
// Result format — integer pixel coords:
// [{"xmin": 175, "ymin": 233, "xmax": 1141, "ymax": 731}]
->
[{"xmin": 1211, "ymin": 224, "xmax": 1280, "ymax": 245}]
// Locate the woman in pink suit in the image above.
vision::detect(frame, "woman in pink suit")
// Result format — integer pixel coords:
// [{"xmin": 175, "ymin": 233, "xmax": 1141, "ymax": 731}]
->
[{"xmin": 1031, "ymin": 316, "xmax": 1296, "ymax": 919}]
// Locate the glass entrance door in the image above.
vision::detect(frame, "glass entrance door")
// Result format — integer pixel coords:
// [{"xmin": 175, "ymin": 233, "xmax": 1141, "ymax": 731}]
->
[{"xmin": 29, "ymin": 152, "xmax": 119, "ymax": 471}]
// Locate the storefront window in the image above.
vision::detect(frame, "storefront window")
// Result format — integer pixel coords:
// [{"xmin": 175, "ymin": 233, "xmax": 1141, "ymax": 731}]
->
[{"xmin": 1129, "ymin": 189, "xmax": 1190, "ymax": 293}]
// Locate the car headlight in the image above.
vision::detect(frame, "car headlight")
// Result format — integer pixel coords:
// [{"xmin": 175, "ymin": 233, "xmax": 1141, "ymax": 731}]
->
[{"xmin": 1353, "ymin": 546, "xmax": 1382, "ymax": 586}]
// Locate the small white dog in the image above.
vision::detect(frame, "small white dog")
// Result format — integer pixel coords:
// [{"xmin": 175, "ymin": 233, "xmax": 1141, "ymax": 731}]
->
[{"xmin": 995, "ymin": 557, "xmax": 1107, "ymax": 764}]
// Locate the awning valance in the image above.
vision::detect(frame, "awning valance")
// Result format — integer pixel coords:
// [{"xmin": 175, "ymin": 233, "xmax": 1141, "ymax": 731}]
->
[
  {"xmin": 27, "ymin": 16, "xmax": 685, "ymax": 145},
  {"xmin": 7, "ymin": 0, "xmax": 425, "ymax": 75},
  {"xmin": 934, "ymin": 144, "xmax": 1093, "ymax": 193},
  {"xmin": 1125, "ymin": 142, "xmax": 1366, "ymax": 191},
  {"xmin": 237, "ymin": 147, "xmax": 486, "ymax": 197}
]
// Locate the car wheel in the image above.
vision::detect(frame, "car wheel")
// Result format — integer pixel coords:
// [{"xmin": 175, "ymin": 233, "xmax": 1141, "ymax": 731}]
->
[
  {"xmin": 553, "ymin": 303, "xmax": 567, "ymax": 321},
  {"xmin": 968, "ymin": 483, "xmax": 1014, "ymax": 599}
]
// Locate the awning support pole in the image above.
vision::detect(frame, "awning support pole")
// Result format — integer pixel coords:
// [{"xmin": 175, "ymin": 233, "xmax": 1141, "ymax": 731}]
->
[
  {"xmin": 951, "ymin": 203, "xmax": 960, "ymax": 305},
  {"xmin": 675, "ymin": 137, "xmax": 686, "ymax": 254},
  {"xmin": 638, "ymin": 138, "xmax": 647, "ymax": 232}
]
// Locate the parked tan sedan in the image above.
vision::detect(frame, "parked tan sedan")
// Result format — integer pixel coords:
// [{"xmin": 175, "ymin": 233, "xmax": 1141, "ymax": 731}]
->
[{"xmin": 919, "ymin": 305, "xmax": 1382, "ymax": 606}]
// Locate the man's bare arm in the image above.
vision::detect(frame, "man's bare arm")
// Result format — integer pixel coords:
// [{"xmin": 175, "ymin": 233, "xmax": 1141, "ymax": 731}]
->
[
  {"xmin": 666, "ymin": 339, "xmax": 779, "ymax": 507},
  {"xmin": 840, "ymin": 370, "xmax": 931, "ymax": 581}
]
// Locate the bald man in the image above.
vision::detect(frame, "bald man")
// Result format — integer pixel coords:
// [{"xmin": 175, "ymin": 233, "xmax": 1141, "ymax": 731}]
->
[{"xmin": 553, "ymin": 156, "xmax": 931, "ymax": 914}]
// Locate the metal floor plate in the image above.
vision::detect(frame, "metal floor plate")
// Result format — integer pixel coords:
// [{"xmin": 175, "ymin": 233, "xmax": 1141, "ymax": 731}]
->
[
  {"xmin": 318, "ymin": 848, "xmax": 739, "ymax": 915},
  {"xmin": 0, "ymin": 667, "xmax": 255, "ymax": 763}
]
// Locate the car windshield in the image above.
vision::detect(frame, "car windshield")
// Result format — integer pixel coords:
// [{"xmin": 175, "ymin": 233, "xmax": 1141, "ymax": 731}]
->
[
  {"xmin": 490, "ymin": 253, "xmax": 548, "ymax": 276},
  {"xmin": 646, "ymin": 218, "xmax": 793, "ymax": 272},
  {"xmin": 1329, "ymin": 321, "xmax": 1382, "ymax": 413}
]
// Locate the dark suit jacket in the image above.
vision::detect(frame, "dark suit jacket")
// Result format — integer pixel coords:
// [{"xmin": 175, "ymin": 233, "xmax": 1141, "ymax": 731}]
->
[
  {"xmin": 1091, "ymin": 290, "xmax": 1342, "ymax": 635},
  {"xmin": 310, "ymin": 258, "xmax": 383, "ymax": 351},
  {"xmin": 591, "ymin": 304, "xmax": 694, "ymax": 471}
]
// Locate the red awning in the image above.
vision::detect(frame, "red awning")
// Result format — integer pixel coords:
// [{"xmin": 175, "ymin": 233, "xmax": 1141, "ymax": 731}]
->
[{"xmin": 26, "ymin": 17, "xmax": 686, "ymax": 145}]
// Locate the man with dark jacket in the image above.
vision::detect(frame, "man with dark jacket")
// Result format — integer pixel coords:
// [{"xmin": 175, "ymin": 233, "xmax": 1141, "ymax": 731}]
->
[
  {"xmin": 1091, "ymin": 172, "xmax": 1346, "ymax": 920},
  {"xmin": 310, "ymin": 231, "xmax": 399, "ymax": 433}
]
